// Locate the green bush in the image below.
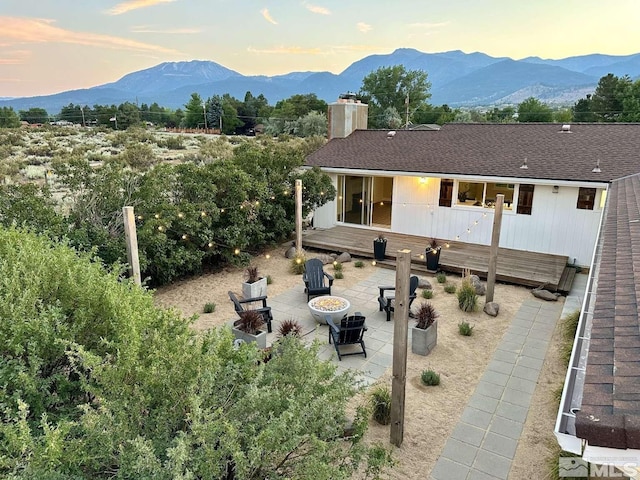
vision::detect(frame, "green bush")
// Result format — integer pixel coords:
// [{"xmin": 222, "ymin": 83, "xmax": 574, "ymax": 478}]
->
[
  {"xmin": 266, "ymin": 274, "xmax": 273, "ymax": 285},
  {"xmin": 290, "ymin": 255, "xmax": 306, "ymax": 274},
  {"xmin": 370, "ymin": 385, "xmax": 392, "ymax": 425},
  {"xmin": 422, "ymin": 289, "xmax": 433, "ymax": 299},
  {"xmin": 457, "ymin": 278, "xmax": 478, "ymax": 312},
  {"xmin": 354, "ymin": 260, "xmax": 365, "ymax": 268},
  {"xmin": 436, "ymin": 272, "xmax": 447, "ymax": 283},
  {"xmin": 560, "ymin": 310, "xmax": 581, "ymax": 366},
  {"xmin": 444, "ymin": 283, "xmax": 457, "ymax": 294},
  {"xmin": 458, "ymin": 321, "xmax": 475, "ymax": 336},
  {"xmin": 334, "ymin": 271, "xmax": 344, "ymax": 279},
  {"xmin": 332, "ymin": 261, "xmax": 343, "ymax": 271},
  {"xmin": 421, "ymin": 369, "xmax": 441, "ymax": 386},
  {"xmin": 203, "ymin": 302, "xmax": 216, "ymax": 313}
]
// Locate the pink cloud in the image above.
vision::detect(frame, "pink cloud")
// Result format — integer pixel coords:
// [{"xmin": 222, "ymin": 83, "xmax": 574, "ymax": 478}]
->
[{"xmin": 105, "ymin": 0, "xmax": 176, "ymax": 15}]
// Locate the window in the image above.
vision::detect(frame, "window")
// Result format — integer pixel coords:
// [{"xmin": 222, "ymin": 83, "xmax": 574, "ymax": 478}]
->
[
  {"xmin": 439, "ymin": 179, "xmax": 453, "ymax": 207},
  {"xmin": 577, "ymin": 187, "xmax": 596, "ymax": 210},
  {"xmin": 455, "ymin": 181, "xmax": 514, "ymax": 210},
  {"xmin": 516, "ymin": 184, "xmax": 534, "ymax": 215}
]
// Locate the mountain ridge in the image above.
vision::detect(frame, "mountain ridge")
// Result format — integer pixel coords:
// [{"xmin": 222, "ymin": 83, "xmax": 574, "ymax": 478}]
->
[{"xmin": 3, "ymin": 48, "xmax": 640, "ymax": 114}]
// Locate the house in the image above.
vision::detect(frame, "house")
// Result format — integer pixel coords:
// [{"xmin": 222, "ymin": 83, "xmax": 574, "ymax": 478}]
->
[{"xmin": 305, "ymin": 98, "xmax": 640, "ymax": 471}]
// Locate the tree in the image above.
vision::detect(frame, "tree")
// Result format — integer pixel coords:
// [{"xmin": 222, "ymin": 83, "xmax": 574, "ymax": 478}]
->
[
  {"xmin": 516, "ymin": 97, "xmax": 553, "ymax": 122},
  {"xmin": 0, "ymin": 106, "xmax": 21, "ymax": 128},
  {"xmin": 19, "ymin": 107, "xmax": 49, "ymax": 124},
  {"xmin": 591, "ymin": 73, "xmax": 629, "ymax": 122},
  {"xmin": 359, "ymin": 65, "xmax": 431, "ymax": 128},
  {"xmin": 572, "ymin": 96, "xmax": 597, "ymax": 122},
  {"xmin": 485, "ymin": 106, "xmax": 516, "ymax": 123},
  {"xmin": 183, "ymin": 92, "xmax": 206, "ymax": 128},
  {"xmin": 205, "ymin": 94, "xmax": 223, "ymax": 130}
]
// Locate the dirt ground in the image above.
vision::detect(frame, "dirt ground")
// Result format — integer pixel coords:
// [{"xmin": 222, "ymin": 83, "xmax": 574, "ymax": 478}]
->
[{"xmin": 153, "ymin": 243, "xmax": 566, "ymax": 478}]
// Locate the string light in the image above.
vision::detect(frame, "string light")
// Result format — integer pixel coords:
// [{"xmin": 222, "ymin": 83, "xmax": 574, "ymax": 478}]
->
[
  {"xmin": 265, "ymin": 254, "xmax": 271, "ymax": 259},
  {"xmin": 158, "ymin": 226, "xmax": 164, "ymax": 232},
  {"xmin": 181, "ymin": 234, "xmax": 188, "ymax": 240},
  {"xmin": 178, "ymin": 212, "xmax": 184, "ymax": 218},
  {"xmin": 234, "ymin": 248, "xmax": 240, "ymax": 255},
  {"xmin": 154, "ymin": 214, "xmax": 160, "ymax": 219}
]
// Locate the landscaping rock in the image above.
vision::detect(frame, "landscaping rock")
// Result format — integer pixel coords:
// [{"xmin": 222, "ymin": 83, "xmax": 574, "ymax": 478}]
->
[
  {"xmin": 532, "ymin": 284, "xmax": 561, "ymax": 301},
  {"xmin": 470, "ymin": 275, "xmax": 486, "ymax": 295},
  {"xmin": 418, "ymin": 278, "xmax": 433, "ymax": 290},
  {"xmin": 484, "ymin": 302, "xmax": 499, "ymax": 317},
  {"xmin": 336, "ymin": 252, "xmax": 352, "ymax": 263},
  {"xmin": 315, "ymin": 254, "xmax": 334, "ymax": 264},
  {"xmin": 284, "ymin": 245, "xmax": 298, "ymax": 259}
]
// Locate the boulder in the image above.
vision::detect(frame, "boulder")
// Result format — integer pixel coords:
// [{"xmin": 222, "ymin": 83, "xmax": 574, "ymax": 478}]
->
[
  {"xmin": 315, "ymin": 254, "xmax": 335, "ymax": 265},
  {"xmin": 336, "ymin": 252, "xmax": 352, "ymax": 263},
  {"xmin": 418, "ymin": 278, "xmax": 433, "ymax": 290},
  {"xmin": 483, "ymin": 302, "xmax": 500, "ymax": 317},
  {"xmin": 470, "ymin": 275, "xmax": 486, "ymax": 295},
  {"xmin": 532, "ymin": 288, "xmax": 561, "ymax": 301},
  {"xmin": 284, "ymin": 245, "xmax": 298, "ymax": 259}
]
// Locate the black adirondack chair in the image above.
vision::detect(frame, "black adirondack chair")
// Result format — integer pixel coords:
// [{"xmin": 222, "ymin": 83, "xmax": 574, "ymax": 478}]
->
[
  {"xmin": 377, "ymin": 275, "xmax": 420, "ymax": 321},
  {"xmin": 326, "ymin": 312, "xmax": 367, "ymax": 360},
  {"xmin": 303, "ymin": 258, "xmax": 334, "ymax": 301},
  {"xmin": 228, "ymin": 290, "xmax": 273, "ymax": 333}
]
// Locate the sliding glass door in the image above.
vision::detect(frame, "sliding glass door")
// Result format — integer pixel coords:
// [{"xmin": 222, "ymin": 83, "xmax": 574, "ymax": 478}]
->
[{"xmin": 336, "ymin": 175, "xmax": 392, "ymax": 228}]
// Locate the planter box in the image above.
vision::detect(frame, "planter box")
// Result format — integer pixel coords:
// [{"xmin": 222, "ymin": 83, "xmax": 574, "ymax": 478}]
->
[
  {"xmin": 232, "ymin": 327, "xmax": 267, "ymax": 349},
  {"xmin": 242, "ymin": 277, "xmax": 267, "ymax": 299},
  {"xmin": 425, "ymin": 248, "xmax": 441, "ymax": 272},
  {"xmin": 373, "ymin": 240, "xmax": 387, "ymax": 261},
  {"xmin": 411, "ymin": 321, "xmax": 437, "ymax": 356}
]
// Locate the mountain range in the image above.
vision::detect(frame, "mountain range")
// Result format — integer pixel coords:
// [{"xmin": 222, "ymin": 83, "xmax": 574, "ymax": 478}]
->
[{"xmin": 3, "ymin": 48, "xmax": 640, "ymax": 114}]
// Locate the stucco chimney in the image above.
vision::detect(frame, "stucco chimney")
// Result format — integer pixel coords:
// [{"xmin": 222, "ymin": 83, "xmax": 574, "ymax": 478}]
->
[{"xmin": 327, "ymin": 93, "xmax": 368, "ymax": 139}]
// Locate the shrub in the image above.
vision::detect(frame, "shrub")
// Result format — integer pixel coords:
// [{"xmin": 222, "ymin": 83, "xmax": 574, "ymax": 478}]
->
[
  {"xmin": 436, "ymin": 272, "xmax": 447, "ymax": 283},
  {"xmin": 332, "ymin": 261, "xmax": 343, "ymax": 271},
  {"xmin": 458, "ymin": 321, "xmax": 474, "ymax": 336},
  {"xmin": 234, "ymin": 310, "xmax": 266, "ymax": 335},
  {"xmin": 421, "ymin": 369, "xmax": 441, "ymax": 386},
  {"xmin": 414, "ymin": 302, "xmax": 439, "ymax": 329},
  {"xmin": 457, "ymin": 278, "xmax": 478, "ymax": 312},
  {"xmin": 290, "ymin": 255, "xmax": 306, "ymax": 275},
  {"xmin": 354, "ymin": 260, "xmax": 365, "ymax": 268},
  {"xmin": 203, "ymin": 302, "xmax": 216, "ymax": 313},
  {"xmin": 244, "ymin": 265, "xmax": 260, "ymax": 283},
  {"xmin": 422, "ymin": 289, "xmax": 433, "ymax": 299},
  {"xmin": 370, "ymin": 385, "xmax": 391, "ymax": 425},
  {"xmin": 560, "ymin": 310, "xmax": 581, "ymax": 366},
  {"xmin": 334, "ymin": 271, "xmax": 344, "ymax": 279},
  {"xmin": 266, "ymin": 274, "xmax": 273, "ymax": 285},
  {"xmin": 277, "ymin": 318, "xmax": 303, "ymax": 338},
  {"xmin": 444, "ymin": 283, "xmax": 457, "ymax": 294}
]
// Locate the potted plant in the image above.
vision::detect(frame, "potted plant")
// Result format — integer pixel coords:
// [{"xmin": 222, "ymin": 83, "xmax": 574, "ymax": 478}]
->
[
  {"xmin": 425, "ymin": 238, "xmax": 441, "ymax": 272},
  {"xmin": 411, "ymin": 302, "xmax": 439, "ymax": 356},
  {"xmin": 277, "ymin": 318, "xmax": 303, "ymax": 338},
  {"xmin": 373, "ymin": 233, "xmax": 387, "ymax": 261},
  {"xmin": 242, "ymin": 265, "xmax": 267, "ymax": 299},
  {"xmin": 232, "ymin": 310, "xmax": 267, "ymax": 349}
]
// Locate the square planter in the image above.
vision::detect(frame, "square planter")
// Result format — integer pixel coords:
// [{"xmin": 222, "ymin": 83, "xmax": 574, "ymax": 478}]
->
[
  {"xmin": 425, "ymin": 248, "xmax": 441, "ymax": 272},
  {"xmin": 242, "ymin": 277, "xmax": 267, "ymax": 299},
  {"xmin": 232, "ymin": 327, "xmax": 267, "ymax": 350},
  {"xmin": 411, "ymin": 320, "xmax": 437, "ymax": 356}
]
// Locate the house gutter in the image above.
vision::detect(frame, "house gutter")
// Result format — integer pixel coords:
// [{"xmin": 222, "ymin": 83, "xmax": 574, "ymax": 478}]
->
[
  {"xmin": 316, "ymin": 167, "xmax": 609, "ymax": 189},
  {"xmin": 553, "ymin": 231, "xmax": 601, "ymax": 454}
]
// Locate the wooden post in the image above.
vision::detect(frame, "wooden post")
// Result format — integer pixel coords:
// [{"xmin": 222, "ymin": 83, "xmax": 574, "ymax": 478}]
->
[
  {"xmin": 390, "ymin": 249, "xmax": 411, "ymax": 447},
  {"xmin": 486, "ymin": 194, "xmax": 504, "ymax": 303},
  {"xmin": 295, "ymin": 179, "xmax": 303, "ymax": 255},
  {"xmin": 122, "ymin": 206, "xmax": 141, "ymax": 286}
]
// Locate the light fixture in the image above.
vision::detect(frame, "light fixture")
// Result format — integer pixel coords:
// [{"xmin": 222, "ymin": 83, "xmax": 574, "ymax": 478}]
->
[
  {"xmin": 552, "ymin": 185, "xmax": 559, "ymax": 194},
  {"xmin": 419, "ymin": 177, "xmax": 427, "ymax": 184}
]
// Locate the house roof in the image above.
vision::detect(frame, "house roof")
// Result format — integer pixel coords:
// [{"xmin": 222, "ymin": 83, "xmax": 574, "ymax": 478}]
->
[
  {"xmin": 574, "ymin": 173, "xmax": 640, "ymax": 450},
  {"xmin": 305, "ymin": 123, "xmax": 640, "ymax": 183}
]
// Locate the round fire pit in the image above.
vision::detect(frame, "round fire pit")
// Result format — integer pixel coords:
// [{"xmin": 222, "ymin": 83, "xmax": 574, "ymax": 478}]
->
[{"xmin": 308, "ymin": 296, "xmax": 350, "ymax": 324}]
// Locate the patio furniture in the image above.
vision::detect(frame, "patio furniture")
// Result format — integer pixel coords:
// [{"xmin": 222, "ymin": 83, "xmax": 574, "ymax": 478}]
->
[
  {"xmin": 308, "ymin": 295, "xmax": 350, "ymax": 324},
  {"xmin": 377, "ymin": 275, "xmax": 419, "ymax": 321},
  {"xmin": 303, "ymin": 258, "xmax": 334, "ymax": 301},
  {"xmin": 228, "ymin": 290, "xmax": 273, "ymax": 333},
  {"xmin": 326, "ymin": 312, "xmax": 367, "ymax": 360}
]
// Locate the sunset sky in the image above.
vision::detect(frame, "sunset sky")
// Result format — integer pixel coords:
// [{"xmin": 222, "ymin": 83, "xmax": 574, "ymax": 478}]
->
[{"xmin": 1, "ymin": 0, "xmax": 639, "ymax": 98}]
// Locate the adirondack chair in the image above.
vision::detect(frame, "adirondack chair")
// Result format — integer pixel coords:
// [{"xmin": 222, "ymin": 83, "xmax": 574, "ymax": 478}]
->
[
  {"xmin": 228, "ymin": 290, "xmax": 273, "ymax": 333},
  {"xmin": 377, "ymin": 275, "xmax": 420, "ymax": 321},
  {"xmin": 326, "ymin": 312, "xmax": 367, "ymax": 360},
  {"xmin": 303, "ymin": 258, "xmax": 334, "ymax": 301}
]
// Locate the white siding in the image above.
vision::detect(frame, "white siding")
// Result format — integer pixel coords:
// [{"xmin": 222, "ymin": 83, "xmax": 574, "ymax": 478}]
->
[{"xmin": 315, "ymin": 174, "xmax": 603, "ymax": 266}]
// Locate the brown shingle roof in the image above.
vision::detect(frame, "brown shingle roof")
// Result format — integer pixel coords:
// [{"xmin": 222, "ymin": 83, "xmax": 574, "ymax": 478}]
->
[
  {"xmin": 305, "ymin": 123, "xmax": 640, "ymax": 183},
  {"xmin": 575, "ymin": 173, "xmax": 640, "ymax": 449}
]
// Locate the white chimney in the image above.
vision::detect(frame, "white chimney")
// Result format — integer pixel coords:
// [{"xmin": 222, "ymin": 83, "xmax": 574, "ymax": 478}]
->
[{"xmin": 327, "ymin": 94, "xmax": 368, "ymax": 139}]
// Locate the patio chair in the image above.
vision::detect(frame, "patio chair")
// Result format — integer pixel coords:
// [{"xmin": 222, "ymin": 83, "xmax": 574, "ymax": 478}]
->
[
  {"xmin": 228, "ymin": 290, "xmax": 273, "ymax": 333},
  {"xmin": 377, "ymin": 275, "xmax": 419, "ymax": 321},
  {"xmin": 326, "ymin": 312, "xmax": 367, "ymax": 360},
  {"xmin": 303, "ymin": 258, "xmax": 334, "ymax": 301}
]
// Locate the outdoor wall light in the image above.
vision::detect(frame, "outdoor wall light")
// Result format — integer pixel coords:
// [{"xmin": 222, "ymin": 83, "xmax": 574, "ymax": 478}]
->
[
  {"xmin": 419, "ymin": 177, "xmax": 428, "ymax": 184},
  {"xmin": 552, "ymin": 185, "xmax": 559, "ymax": 194}
]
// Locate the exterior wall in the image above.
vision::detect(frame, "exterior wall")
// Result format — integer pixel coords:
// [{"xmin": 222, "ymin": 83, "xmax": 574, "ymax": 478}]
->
[{"xmin": 314, "ymin": 174, "xmax": 604, "ymax": 266}]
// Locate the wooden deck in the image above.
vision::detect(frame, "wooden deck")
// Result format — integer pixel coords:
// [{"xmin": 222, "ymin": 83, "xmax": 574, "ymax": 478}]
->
[{"xmin": 302, "ymin": 226, "xmax": 569, "ymax": 289}]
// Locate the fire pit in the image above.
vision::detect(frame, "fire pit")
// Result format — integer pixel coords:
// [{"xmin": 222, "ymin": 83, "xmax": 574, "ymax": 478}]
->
[{"xmin": 308, "ymin": 295, "xmax": 350, "ymax": 324}]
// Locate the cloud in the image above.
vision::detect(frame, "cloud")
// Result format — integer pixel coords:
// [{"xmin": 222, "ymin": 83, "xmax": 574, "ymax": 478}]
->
[
  {"xmin": 261, "ymin": 8, "xmax": 278, "ymax": 25},
  {"xmin": 131, "ymin": 25, "xmax": 202, "ymax": 34},
  {"xmin": 408, "ymin": 21, "xmax": 450, "ymax": 29},
  {"xmin": 106, "ymin": 0, "xmax": 176, "ymax": 15},
  {"xmin": 357, "ymin": 22, "xmax": 372, "ymax": 33},
  {"xmin": 0, "ymin": 49, "xmax": 30, "ymax": 64},
  {"xmin": 247, "ymin": 44, "xmax": 377, "ymax": 56},
  {"xmin": 305, "ymin": 3, "xmax": 331, "ymax": 15},
  {"xmin": 0, "ymin": 16, "xmax": 180, "ymax": 54}
]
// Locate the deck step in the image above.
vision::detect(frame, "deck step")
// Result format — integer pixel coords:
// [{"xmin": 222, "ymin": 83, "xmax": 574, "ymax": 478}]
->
[{"xmin": 556, "ymin": 266, "xmax": 577, "ymax": 294}]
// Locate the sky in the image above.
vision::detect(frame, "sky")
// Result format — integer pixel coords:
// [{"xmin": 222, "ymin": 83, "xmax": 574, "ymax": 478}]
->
[{"xmin": 1, "ymin": 0, "xmax": 640, "ymax": 98}]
